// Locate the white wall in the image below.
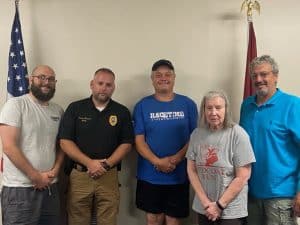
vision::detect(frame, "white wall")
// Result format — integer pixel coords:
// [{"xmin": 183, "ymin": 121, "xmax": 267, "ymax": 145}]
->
[{"xmin": 0, "ymin": 1, "xmax": 300, "ymax": 224}]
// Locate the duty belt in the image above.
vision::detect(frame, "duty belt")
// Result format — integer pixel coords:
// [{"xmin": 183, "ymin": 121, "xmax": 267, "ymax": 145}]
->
[{"xmin": 73, "ymin": 163, "xmax": 88, "ymax": 172}]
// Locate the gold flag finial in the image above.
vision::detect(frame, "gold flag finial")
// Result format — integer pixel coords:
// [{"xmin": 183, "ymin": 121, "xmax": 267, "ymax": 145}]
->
[
  {"xmin": 241, "ymin": 0, "xmax": 260, "ymax": 21},
  {"xmin": 15, "ymin": 0, "xmax": 20, "ymax": 7}
]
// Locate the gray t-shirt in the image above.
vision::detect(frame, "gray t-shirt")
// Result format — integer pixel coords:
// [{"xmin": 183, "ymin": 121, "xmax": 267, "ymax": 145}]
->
[
  {"xmin": 0, "ymin": 94, "xmax": 63, "ymax": 187},
  {"xmin": 186, "ymin": 124, "xmax": 255, "ymax": 219}
]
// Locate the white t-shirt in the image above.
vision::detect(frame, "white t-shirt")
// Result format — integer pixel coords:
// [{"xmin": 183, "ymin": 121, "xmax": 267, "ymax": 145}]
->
[
  {"xmin": 0, "ymin": 94, "xmax": 63, "ymax": 187},
  {"xmin": 186, "ymin": 124, "xmax": 256, "ymax": 219}
]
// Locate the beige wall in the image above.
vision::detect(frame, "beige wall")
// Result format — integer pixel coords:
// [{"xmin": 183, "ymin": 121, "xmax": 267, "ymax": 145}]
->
[{"xmin": 0, "ymin": 0, "xmax": 299, "ymax": 224}]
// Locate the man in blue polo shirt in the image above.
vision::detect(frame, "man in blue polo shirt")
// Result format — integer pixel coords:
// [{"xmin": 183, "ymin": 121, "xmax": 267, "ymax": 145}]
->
[{"xmin": 240, "ymin": 55, "xmax": 300, "ymax": 225}]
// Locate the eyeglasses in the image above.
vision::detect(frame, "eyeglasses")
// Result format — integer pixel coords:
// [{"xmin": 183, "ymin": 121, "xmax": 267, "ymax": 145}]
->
[
  {"xmin": 32, "ymin": 74, "xmax": 57, "ymax": 83},
  {"xmin": 251, "ymin": 71, "xmax": 273, "ymax": 79},
  {"xmin": 152, "ymin": 71, "xmax": 174, "ymax": 79}
]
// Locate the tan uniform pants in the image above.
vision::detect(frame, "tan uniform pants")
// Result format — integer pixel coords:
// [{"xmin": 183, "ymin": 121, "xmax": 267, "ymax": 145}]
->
[{"xmin": 67, "ymin": 168, "xmax": 120, "ymax": 225}]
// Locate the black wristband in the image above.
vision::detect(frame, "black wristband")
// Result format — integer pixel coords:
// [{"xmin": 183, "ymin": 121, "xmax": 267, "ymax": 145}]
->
[
  {"xmin": 216, "ymin": 200, "xmax": 225, "ymax": 211},
  {"xmin": 101, "ymin": 161, "xmax": 111, "ymax": 171}
]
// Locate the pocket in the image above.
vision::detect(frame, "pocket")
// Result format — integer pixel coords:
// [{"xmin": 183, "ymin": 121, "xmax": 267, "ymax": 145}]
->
[
  {"xmin": 268, "ymin": 120, "xmax": 288, "ymax": 138},
  {"xmin": 266, "ymin": 199, "xmax": 296, "ymax": 224},
  {"xmin": 2, "ymin": 187, "xmax": 34, "ymax": 222},
  {"xmin": 277, "ymin": 200, "xmax": 295, "ymax": 223}
]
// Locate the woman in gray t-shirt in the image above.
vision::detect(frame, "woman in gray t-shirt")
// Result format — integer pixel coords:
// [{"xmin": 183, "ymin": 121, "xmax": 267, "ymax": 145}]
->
[{"xmin": 186, "ymin": 91, "xmax": 255, "ymax": 225}]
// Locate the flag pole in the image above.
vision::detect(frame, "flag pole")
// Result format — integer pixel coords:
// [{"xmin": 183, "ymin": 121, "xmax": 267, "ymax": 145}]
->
[
  {"xmin": 15, "ymin": 0, "xmax": 20, "ymax": 10},
  {"xmin": 241, "ymin": 0, "xmax": 260, "ymax": 99}
]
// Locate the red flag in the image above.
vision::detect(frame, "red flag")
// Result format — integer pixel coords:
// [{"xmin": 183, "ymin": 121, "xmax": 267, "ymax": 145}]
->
[{"xmin": 243, "ymin": 21, "xmax": 257, "ymax": 99}]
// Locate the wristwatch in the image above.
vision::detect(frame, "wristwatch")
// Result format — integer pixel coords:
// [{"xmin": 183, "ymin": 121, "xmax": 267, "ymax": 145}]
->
[{"xmin": 101, "ymin": 161, "xmax": 111, "ymax": 171}]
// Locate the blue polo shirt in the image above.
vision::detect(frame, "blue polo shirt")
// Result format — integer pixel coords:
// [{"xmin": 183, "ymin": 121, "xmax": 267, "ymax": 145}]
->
[{"xmin": 240, "ymin": 89, "xmax": 300, "ymax": 199}]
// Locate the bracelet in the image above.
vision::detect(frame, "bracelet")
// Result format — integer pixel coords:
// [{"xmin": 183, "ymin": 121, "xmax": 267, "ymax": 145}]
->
[{"xmin": 216, "ymin": 200, "xmax": 225, "ymax": 211}]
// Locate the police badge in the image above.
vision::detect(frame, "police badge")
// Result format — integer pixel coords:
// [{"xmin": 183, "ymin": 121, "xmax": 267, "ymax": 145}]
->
[{"xmin": 109, "ymin": 115, "xmax": 118, "ymax": 126}]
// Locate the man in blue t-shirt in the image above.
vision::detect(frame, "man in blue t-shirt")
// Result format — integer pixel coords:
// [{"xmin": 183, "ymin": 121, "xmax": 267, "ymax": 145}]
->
[
  {"xmin": 133, "ymin": 59, "xmax": 198, "ymax": 225},
  {"xmin": 240, "ymin": 55, "xmax": 300, "ymax": 225}
]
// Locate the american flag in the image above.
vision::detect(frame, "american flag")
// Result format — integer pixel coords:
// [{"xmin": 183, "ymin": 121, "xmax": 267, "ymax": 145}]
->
[{"xmin": 7, "ymin": 1, "xmax": 29, "ymax": 98}]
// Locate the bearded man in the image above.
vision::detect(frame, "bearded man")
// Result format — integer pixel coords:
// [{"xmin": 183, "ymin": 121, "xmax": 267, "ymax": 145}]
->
[
  {"xmin": 0, "ymin": 65, "xmax": 64, "ymax": 225},
  {"xmin": 240, "ymin": 55, "xmax": 300, "ymax": 225}
]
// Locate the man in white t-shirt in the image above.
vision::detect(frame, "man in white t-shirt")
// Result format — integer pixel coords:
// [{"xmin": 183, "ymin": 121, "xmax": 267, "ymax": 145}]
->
[{"xmin": 0, "ymin": 65, "xmax": 64, "ymax": 225}]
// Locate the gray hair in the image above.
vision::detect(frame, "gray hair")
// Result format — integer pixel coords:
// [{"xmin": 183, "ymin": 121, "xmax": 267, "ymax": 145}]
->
[
  {"xmin": 250, "ymin": 55, "xmax": 279, "ymax": 76},
  {"xmin": 199, "ymin": 90, "xmax": 234, "ymax": 129}
]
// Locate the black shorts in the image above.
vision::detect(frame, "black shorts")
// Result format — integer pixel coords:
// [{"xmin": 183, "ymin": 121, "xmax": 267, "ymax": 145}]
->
[
  {"xmin": 135, "ymin": 179, "xmax": 189, "ymax": 218},
  {"xmin": 198, "ymin": 214, "xmax": 247, "ymax": 225}
]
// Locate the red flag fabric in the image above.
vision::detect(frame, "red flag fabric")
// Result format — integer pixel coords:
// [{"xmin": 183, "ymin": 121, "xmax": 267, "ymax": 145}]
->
[{"xmin": 243, "ymin": 21, "xmax": 257, "ymax": 99}]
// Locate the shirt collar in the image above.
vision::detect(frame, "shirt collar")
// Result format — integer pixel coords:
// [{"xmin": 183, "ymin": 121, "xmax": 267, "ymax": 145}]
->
[
  {"xmin": 88, "ymin": 95, "xmax": 113, "ymax": 111},
  {"xmin": 250, "ymin": 88, "xmax": 282, "ymax": 107}
]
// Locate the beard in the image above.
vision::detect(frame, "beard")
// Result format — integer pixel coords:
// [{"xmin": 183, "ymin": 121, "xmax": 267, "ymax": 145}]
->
[
  {"xmin": 256, "ymin": 89, "xmax": 269, "ymax": 97},
  {"xmin": 93, "ymin": 93, "xmax": 111, "ymax": 104},
  {"xmin": 254, "ymin": 82, "xmax": 269, "ymax": 97},
  {"xmin": 30, "ymin": 83, "xmax": 55, "ymax": 102}
]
